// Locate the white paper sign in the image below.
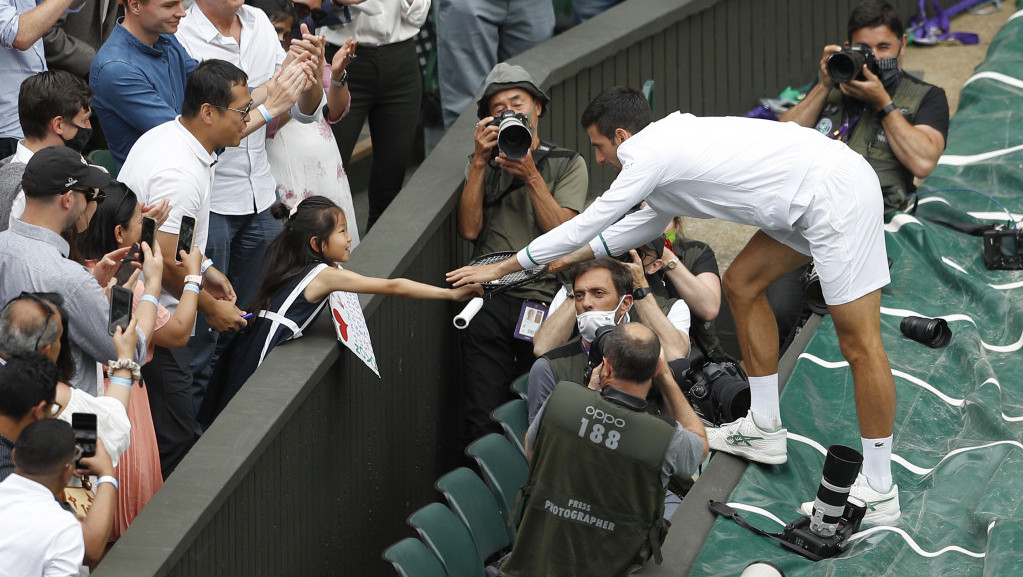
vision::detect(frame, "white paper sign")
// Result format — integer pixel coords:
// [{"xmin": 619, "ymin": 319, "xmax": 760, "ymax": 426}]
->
[{"xmin": 329, "ymin": 290, "xmax": 380, "ymax": 377}]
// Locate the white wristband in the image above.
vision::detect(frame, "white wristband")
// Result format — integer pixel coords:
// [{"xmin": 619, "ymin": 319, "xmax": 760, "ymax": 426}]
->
[
  {"xmin": 96, "ymin": 476, "xmax": 119, "ymax": 490},
  {"xmin": 257, "ymin": 104, "xmax": 273, "ymax": 124}
]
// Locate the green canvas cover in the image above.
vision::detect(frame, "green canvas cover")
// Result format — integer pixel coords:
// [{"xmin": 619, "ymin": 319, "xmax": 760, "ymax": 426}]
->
[{"xmin": 688, "ymin": 10, "xmax": 1023, "ymax": 576}]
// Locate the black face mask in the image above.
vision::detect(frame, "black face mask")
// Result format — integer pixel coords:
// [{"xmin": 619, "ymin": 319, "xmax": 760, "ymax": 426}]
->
[
  {"xmin": 877, "ymin": 56, "xmax": 901, "ymax": 89},
  {"xmin": 61, "ymin": 123, "xmax": 92, "ymax": 153}
]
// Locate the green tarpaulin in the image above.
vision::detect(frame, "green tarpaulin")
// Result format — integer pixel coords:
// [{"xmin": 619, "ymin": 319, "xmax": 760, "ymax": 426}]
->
[{"xmin": 689, "ymin": 10, "xmax": 1023, "ymax": 576}]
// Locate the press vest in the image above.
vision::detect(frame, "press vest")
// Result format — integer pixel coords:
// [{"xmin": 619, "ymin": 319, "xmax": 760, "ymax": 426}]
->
[
  {"xmin": 816, "ymin": 74, "xmax": 932, "ymax": 211},
  {"xmin": 500, "ymin": 383, "xmax": 674, "ymax": 577}
]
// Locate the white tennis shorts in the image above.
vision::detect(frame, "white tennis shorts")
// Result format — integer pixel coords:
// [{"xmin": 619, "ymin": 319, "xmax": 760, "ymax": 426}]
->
[{"xmin": 764, "ymin": 155, "xmax": 890, "ymax": 306}]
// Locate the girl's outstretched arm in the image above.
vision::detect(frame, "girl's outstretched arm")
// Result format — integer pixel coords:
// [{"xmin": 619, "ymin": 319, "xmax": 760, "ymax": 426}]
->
[{"xmin": 304, "ymin": 267, "xmax": 483, "ymax": 303}]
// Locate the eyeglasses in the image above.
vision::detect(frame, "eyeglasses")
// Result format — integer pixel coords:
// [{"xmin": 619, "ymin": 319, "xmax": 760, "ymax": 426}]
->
[
  {"xmin": 293, "ymin": 2, "xmax": 327, "ymax": 23},
  {"xmin": 213, "ymin": 100, "xmax": 254, "ymax": 119},
  {"xmin": 73, "ymin": 187, "xmax": 105, "ymax": 205}
]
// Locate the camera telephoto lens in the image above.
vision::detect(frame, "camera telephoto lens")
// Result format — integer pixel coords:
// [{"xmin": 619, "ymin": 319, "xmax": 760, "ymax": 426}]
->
[
  {"xmin": 497, "ymin": 118, "xmax": 532, "ymax": 159},
  {"xmin": 827, "ymin": 50, "xmax": 863, "ymax": 84},
  {"xmin": 809, "ymin": 445, "xmax": 862, "ymax": 537}
]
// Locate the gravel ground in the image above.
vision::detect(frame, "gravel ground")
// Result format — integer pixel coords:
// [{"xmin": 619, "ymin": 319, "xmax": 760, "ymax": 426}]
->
[{"xmin": 692, "ymin": 3, "xmax": 1014, "ymax": 273}]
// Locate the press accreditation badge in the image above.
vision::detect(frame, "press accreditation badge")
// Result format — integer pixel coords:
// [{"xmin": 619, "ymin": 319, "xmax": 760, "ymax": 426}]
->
[{"xmin": 514, "ymin": 301, "xmax": 547, "ymax": 341}]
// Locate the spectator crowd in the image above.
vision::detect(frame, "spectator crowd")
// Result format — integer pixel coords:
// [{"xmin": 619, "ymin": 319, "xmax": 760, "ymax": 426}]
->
[{"xmin": 0, "ymin": 0, "xmax": 946, "ymax": 574}]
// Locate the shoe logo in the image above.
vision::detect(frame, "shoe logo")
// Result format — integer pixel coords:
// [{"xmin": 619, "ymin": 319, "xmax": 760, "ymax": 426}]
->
[
  {"xmin": 726, "ymin": 433, "xmax": 762, "ymax": 447},
  {"xmin": 864, "ymin": 496, "xmax": 895, "ymax": 511},
  {"xmin": 874, "ymin": 442, "xmax": 885, "ymax": 448}
]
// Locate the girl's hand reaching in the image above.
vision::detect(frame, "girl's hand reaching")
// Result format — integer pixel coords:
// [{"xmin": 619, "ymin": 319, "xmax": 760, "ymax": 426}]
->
[{"xmin": 450, "ymin": 284, "xmax": 484, "ymax": 301}]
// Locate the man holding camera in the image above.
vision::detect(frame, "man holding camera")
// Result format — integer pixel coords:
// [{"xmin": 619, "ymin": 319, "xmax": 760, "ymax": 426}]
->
[
  {"xmin": 527, "ymin": 254, "xmax": 691, "ymax": 423},
  {"xmin": 456, "ymin": 63, "xmax": 591, "ymax": 446},
  {"xmin": 500, "ymin": 323, "xmax": 707, "ymax": 577},
  {"xmin": 779, "ymin": 0, "xmax": 948, "ymax": 212}
]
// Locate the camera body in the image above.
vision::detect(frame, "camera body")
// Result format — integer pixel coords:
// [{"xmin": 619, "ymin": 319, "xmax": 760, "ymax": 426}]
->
[
  {"xmin": 983, "ymin": 226, "xmax": 1023, "ymax": 270},
  {"xmin": 826, "ymin": 43, "xmax": 880, "ymax": 84},
  {"xmin": 488, "ymin": 110, "xmax": 532, "ymax": 161},
  {"xmin": 779, "ymin": 498, "xmax": 865, "ymax": 560},
  {"xmin": 681, "ymin": 360, "xmax": 750, "ymax": 425}
]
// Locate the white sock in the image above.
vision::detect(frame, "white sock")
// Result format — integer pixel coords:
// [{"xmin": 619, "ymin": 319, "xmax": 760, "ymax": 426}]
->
[
  {"xmin": 748, "ymin": 374, "xmax": 782, "ymax": 430},
  {"xmin": 861, "ymin": 436, "xmax": 894, "ymax": 492}
]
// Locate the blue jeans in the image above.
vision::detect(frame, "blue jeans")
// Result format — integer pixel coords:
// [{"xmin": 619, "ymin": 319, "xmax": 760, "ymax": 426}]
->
[
  {"xmin": 572, "ymin": 0, "xmax": 624, "ymax": 24},
  {"xmin": 188, "ymin": 208, "xmax": 282, "ymax": 428},
  {"xmin": 436, "ymin": 0, "xmax": 555, "ymax": 128}
]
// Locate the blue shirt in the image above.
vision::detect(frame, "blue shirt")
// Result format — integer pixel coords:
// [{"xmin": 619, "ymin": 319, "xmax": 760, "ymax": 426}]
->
[
  {"xmin": 0, "ymin": 0, "xmax": 48, "ymax": 139},
  {"xmin": 90, "ymin": 20, "xmax": 198, "ymax": 166}
]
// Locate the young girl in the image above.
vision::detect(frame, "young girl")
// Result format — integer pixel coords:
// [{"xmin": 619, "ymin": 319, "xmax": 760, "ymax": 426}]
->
[{"xmin": 198, "ymin": 196, "xmax": 482, "ymax": 428}]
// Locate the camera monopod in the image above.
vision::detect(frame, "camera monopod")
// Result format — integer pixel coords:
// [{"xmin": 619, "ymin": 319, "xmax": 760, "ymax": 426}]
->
[{"xmin": 708, "ymin": 445, "xmax": 866, "ymax": 562}]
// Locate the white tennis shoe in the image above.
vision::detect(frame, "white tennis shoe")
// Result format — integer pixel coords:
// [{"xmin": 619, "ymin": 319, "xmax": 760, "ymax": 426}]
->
[
  {"xmin": 706, "ymin": 410, "xmax": 787, "ymax": 465},
  {"xmin": 799, "ymin": 474, "xmax": 901, "ymax": 526}
]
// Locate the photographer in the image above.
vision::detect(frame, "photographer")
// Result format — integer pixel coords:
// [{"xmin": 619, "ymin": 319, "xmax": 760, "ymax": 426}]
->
[
  {"xmin": 501, "ymin": 323, "xmax": 707, "ymax": 577},
  {"xmin": 779, "ymin": 0, "xmax": 948, "ymax": 212},
  {"xmin": 456, "ymin": 63, "xmax": 592, "ymax": 446},
  {"xmin": 528, "ymin": 255, "xmax": 691, "ymax": 423}
]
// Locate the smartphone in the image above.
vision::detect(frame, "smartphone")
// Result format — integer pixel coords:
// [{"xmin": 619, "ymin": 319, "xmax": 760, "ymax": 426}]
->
[
  {"xmin": 71, "ymin": 412, "xmax": 97, "ymax": 464},
  {"xmin": 140, "ymin": 216, "xmax": 157, "ymax": 263},
  {"xmin": 114, "ymin": 244, "xmax": 140, "ymax": 285},
  {"xmin": 176, "ymin": 214, "xmax": 196, "ymax": 263},
  {"xmin": 108, "ymin": 284, "xmax": 133, "ymax": 336}
]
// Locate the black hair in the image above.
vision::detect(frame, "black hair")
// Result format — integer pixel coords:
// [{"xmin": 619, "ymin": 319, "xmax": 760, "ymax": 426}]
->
[
  {"xmin": 848, "ymin": 0, "xmax": 904, "ymax": 40},
  {"xmin": 570, "ymin": 258, "xmax": 633, "ymax": 300},
  {"xmin": 247, "ymin": 196, "xmax": 346, "ymax": 316},
  {"xmin": 18, "ymin": 70, "xmax": 92, "ymax": 141},
  {"xmin": 580, "ymin": 86, "xmax": 653, "ymax": 141},
  {"xmin": 602, "ymin": 323, "xmax": 660, "ymax": 383},
  {"xmin": 0, "ymin": 351, "xmax": 59, "ymax": 420},
  {"xmin": 13, "ymin": 419, "xmax": 76, "ymax": 477},
  {"xmin": 182, "ymin": 59, "xmax": 249, "ymax": 118},
  {"xmin": 246, "ymin": 0, "xmax": 297, "ymax": 24},
  {"xmin": 78, "ymin": 181, "xmax": 137, "ymax": 261}
]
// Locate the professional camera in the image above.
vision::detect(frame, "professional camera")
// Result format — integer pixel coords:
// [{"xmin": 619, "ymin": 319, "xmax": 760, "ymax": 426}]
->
[
  {"xmin": 826, "ymin": 43, "xmax": 880, "ymax": 84},
  {"xmin": 488, "ymin": 110, "xmax": 532, "ymax": 160},
  {"xmin": 983, "ymin": 226, "xmax": 1023, "ymax": 270},
  {"xmin": 679, "ymin": 359, "xmax": 750, "ymax": 426}
]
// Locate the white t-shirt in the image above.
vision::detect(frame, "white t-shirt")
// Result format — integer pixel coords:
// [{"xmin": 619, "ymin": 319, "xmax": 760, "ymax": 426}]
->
[
  {"xmin": 58, "ymin": 389, "xmax": 131, "ymax": 467},
  {"xmin": 516, "ymin": 112, "xmax": 855, "ymax": 268},
  {"xmin": 119, "ymin": 118, "xmax": 215, "ymax": 312},
  {"xmin": 321, "ymin": 0, "xmax": 431, "ymax": 47},
  {"xmin": 0, "ymin": 475, "xmax": 85, "ymax": 577},
  {"xmin": 175, "ymin": 4, "xmax": 317, "ymax": 216}
]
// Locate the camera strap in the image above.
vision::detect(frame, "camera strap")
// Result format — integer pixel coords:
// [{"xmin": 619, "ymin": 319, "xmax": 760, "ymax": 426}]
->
[{"xmin": 708, "ymin": 500, "xmax": 828, "ymax": 562}]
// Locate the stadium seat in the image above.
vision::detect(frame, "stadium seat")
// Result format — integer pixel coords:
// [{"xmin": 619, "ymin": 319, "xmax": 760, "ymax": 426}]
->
[
  {"xmin": 436, "ymin": 467, "xmax": 511, "ymax": 563},
  {"xmin": 87, "ymin": 149, "xmax": 119, "ymax": 179},
  {"xmin": 408, "ymin": 502, "xmax": 484, "ymax": 577},
  {"xmin": 491, "ymin": 399, "xmax": 528, "ymax": 456},
  {"xmin": 465, "ymin": 433, "xmax": 529, "ymax": 541},
  {"xmin": 510, "ymin": 372, "xmax": 528, "ymax": 401},
  {"xmin": 381, "ymin": 537, "xmax": 448, "ymax": 577}
]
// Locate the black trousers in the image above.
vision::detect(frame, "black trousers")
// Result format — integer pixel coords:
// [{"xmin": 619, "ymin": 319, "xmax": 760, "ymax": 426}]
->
[
  {"xmin": 0, "ymin": 138, "xmax": 17, "ymax": 159},
  {"xmin": 331, "ymin": 37, "xmax": 422, "ymax": 228},
  {"xmin": 142, "ymin": 346, "xmax": 196, "ymax": 479},
  {"xmin": 461, "ymin": 293, "xmax": 539, "ymax": 447}
]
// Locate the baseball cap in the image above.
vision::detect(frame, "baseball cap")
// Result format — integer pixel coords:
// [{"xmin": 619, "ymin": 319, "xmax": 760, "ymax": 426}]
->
[
  {"xmin": 22, "ymin": 146, "xmax": 111, "ymax": 197},
  {"xmin": 476, "ymin": 63, "xmax": 551, "ymax": 120}
]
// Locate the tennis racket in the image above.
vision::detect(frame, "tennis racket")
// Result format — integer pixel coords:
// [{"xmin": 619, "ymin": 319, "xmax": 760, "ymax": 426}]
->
[{"xmin": 453, "ymin": 251, "xmax": 549, "ymax": 329}]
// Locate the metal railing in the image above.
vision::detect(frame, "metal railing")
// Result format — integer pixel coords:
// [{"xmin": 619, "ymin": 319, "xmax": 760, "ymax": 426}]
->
[{"xmin": 94, "ymin": 0, "xmax": 921, "ymax": 574}]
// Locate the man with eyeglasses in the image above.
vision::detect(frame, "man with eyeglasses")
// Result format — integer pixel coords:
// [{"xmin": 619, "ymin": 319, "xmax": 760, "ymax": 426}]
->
[
  {"xmin": 0, "ymin": 146, "xmax": 152, "ymax": 397},
  {"xmin": 175, "ymin": 0, "xmax": 326, "ymax": 421}
]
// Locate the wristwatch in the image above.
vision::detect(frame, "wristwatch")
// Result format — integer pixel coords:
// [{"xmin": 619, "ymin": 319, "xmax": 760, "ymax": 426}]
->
[
  {"xmin": 632, "ymin": 286, "xmax": 653, "ymax": 300},
  {"xmin": 184, "ymin": 274, "xmax": 203, "ymax": 288},
  {"xmin": 331, "ymin": 69, "xmax": 348, "ymax": 88},
  {"xmin": 880, "ymin": 102, "xmax": 898, "ymax": 117},
  {"xmin": 665, "ymin": 258, "xmax": 680, "ymax": 270}
]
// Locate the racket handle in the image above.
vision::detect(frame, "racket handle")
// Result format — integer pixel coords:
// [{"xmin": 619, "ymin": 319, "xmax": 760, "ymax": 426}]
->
[{"xmin": 454, "ymin": 297, "xmax": 485, "ymax": 329}]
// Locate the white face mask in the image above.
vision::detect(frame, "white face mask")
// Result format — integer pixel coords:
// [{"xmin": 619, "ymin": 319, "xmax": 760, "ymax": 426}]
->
[{"xmin": 576, "ymin": 295, "xmax": 628, "ymax": 343}]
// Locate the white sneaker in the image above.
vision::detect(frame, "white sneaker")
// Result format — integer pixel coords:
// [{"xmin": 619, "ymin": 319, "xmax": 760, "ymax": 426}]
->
[
  {"xmin": 799, "ymin": 474, "xmax": 901, "ymax": 526},
  {"xmin": 706, "ymin": 411, "xmax": 787, "ymax": 465}
]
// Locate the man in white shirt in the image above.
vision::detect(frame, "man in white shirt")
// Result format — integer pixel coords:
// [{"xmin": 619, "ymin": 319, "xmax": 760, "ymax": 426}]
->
[
  {"xmin": 119, "ymin": 58, "xmax": 251, "ymax": 476},
  {"xmin": 0, "ymin": 417, "xmax": 117, "ymax": 576},
  {"xmin": 174, "ymin": 0, "xmax": 325, "ymax": 415},
  {"xmin": 448, "ymin": 86, "xmax": 901, "ymax": 526}
]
